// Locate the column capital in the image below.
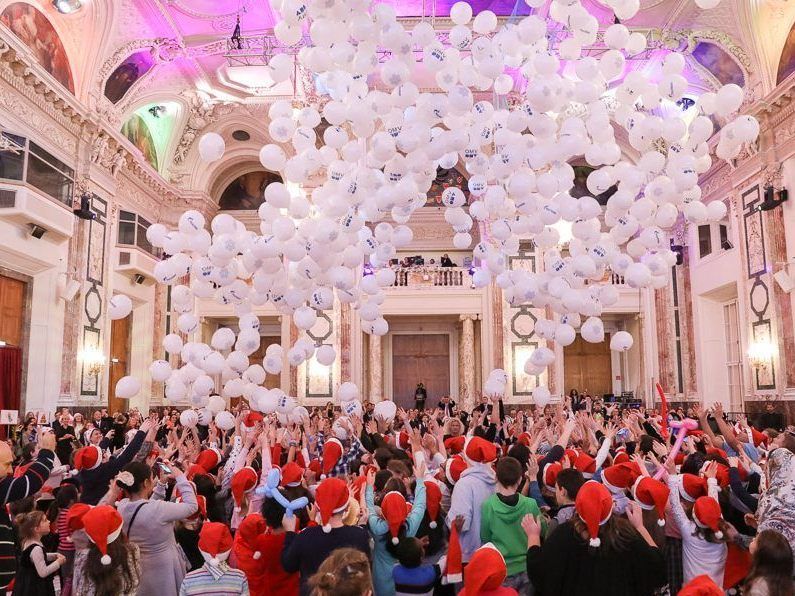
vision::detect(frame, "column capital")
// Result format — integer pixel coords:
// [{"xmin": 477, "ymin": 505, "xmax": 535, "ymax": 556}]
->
[{"xmin": 459, "ymin": 314, "xmax": 479, "ymax": 322}]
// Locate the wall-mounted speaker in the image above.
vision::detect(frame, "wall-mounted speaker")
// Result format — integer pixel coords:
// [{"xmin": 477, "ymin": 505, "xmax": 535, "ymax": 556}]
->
[
  {"xmin": 774, "ymin": 268, "xmax": 795, "ymax": 294},
  {"xmin": 57, "ymin": 277, "xmax": 80, "ymax": 301}
]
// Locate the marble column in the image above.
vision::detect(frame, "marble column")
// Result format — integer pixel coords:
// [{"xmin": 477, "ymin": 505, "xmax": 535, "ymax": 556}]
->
[
  {"xmin": 765, "ymin": 206, "xmax": 795, "ymax": 388},
  {"xmin": 459, "ymin": 315, "xmax": 476, "ymax": 411},
  {"xmin": 654, "ymin": 283, "xmax": 677, "ymax": 395},
  {"xmin": 369, "ymin": 333, "xmax": 383, "ymax": 401}
]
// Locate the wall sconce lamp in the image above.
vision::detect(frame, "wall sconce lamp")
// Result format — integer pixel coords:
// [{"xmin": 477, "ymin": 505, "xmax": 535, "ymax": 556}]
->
[
  {"xmin": 748, "ymin": 341, "xmax": 776, "ymax": 370},
  {"xmin": 81, "ymin": 347, "xmax": 107, "ymax": 377}
]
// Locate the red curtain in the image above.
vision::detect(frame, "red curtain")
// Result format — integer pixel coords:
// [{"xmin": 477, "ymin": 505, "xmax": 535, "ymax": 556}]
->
[{"xmin": 0, "ymin": 345, "xmax": 21, "ymax": 411}]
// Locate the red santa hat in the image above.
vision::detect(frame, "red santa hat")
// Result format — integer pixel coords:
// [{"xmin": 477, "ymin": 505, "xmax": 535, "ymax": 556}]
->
[
  {"xmin": 424, "ymin": 481, "xmax": 442, "ymax": 529},
  {"xmin": 381, "ymin": 491, "xmax": 409, "ymax": 545},
  {"xmin": 398, "ymin": 430, "xmax": 411, "ymax": 450},
  {"xmin": 601, "ymin": 462, "xmax": 640, "ymax": 493},
  {"xmin": 74, "ymin": 446, "xmax": 102, "ymax": 471},
  {"xmin": 231, "ymin": 466, "xmax": 258, "ymax": 512},
  {"xmin": 542, "ymin": 462, "xmax": 562, "ymax": 490},
  {"xmin": 315, "ymin": 477, "xmax": 349, "ymax": 532},
  {"xmin": 177, "ymin": 494, "xmax": 207, "ymax": 520},
  {"xmin": 464, "ymin": 436, "xmax": 497, "ymax": 464},
  {"xmin": 82, "ymin": 505, "xmax": 124, "ymax": 565},
  {"xmin": 573, "ymin": 452, "xmax": 596, "ymax": 477},
  {"xmin": 199, "ymin": 522, "xmax": 234, "ymax": 566},
  {"xmin": 750, "ymin": 427, "xmax": 768, "ymax": 448},
  {"xmin": 195, "ymin": 447, "xmax": 222, "ymax": 474},
  {"xmin": 678, "ymin": 574, "xmax": 724, "ymax": 596},
  {"xmin": 516, "ymin": 432, "xmax": 532, "ymax": 446},
  {"xmin": 693, "ymin": 496, "xmax": 724, "ymax": 539},
  {"xmin": 679, "ymin": 473, "xmax": 708, "ymax": 502},
  {"xmin": 321, "ymin": 438, "xmax": 343, "ymax": 479},
  {"xmin": 66, "ymin": 503, "xmax": 92, "ymax": 532},
  {"xmin": 444, "ymin": 436, "xmax": 465, "ymax": 455},
  {"xmin": 281, "ymin": 462, "xmax": 304, "ymax": 487},
  {"xmin": 444, "ymin": 455, "xmax": 468, "ymax": 485},
  {"xmin": 632, "ymin": 476, "xmax": 670, "ymax": 526},
  {"xmin": 613, "ymin": 450, "xmax": 630, "ymax": 465},
  {"xmin": 575, "ymin": 480, "xmax": 614, "ymax": 547},
  {"xmin": 243, "ymin": 411, "xmax": 263, "ymax": 429},
  {"xmin": 442, "ymin": 521, "xmax": 463, "ymax": 584},
  {"xmin": 706, "ymin": 447, "xmax": 728, "ymax": 460},
  {"xmin": 236, "ymin": 513, "xmax": 268, "ymax": 560},
  {"xmin": 461, "ymin": 543, "xmax": 508, "ymax": 596}
]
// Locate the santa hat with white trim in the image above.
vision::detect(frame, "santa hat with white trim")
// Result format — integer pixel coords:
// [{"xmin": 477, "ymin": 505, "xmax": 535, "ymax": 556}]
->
[
  {"xmin": 693, "ymin": 496, "xmax": 724, "ymax": 539},
  {"xmin": 199, "ymin": 522, "xmax": 234, "ymax": 566},
  {"xmin": 321, "ymin": 438, "xmax": 343, "ymax": 479},
  {"xmin": 462, "ymin": 543, "xmax": 509, "ymax": 595},
  {"xmin": 74, "ymin": 445, "xmax": 103, "ymax": 471},
  {"xmin": 575, "ymin": 480, "xmax": 614, "ymax": 547},
  {"xmin": 381, "ymin": 491, "xmax": 409, "ymax": 545},
  {"xmin": 82, "ymin": 505, "xmax": 124, "ymax": 565},
  {"xmin": 315, "ymin": 477, "xmax": 349, "ymax": 532},
  {"xmin": 231, "ymin": 466, "xmax": 258, "ymax": 512},
  {"xmin": 632, "ymin": 476, "xmax": 670, "ymax": 526},
  {"xmin": 442, "ymin": 521, "xmax": 462, "ymax": 584}
]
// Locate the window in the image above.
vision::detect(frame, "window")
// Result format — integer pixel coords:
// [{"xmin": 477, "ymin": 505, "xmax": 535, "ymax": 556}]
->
[
  {"xmin": 698, "ymin": 225, "xmax": 712, "ymax": 258},
  {"xmin": 723, "ymin": 301, "xmax": 742, "ymax": 410},
  {"xmin": 0, "ymin": 133, "xmax": 74, "ymax": 206},
  {"xmin": 719, "ymin": 224, "xmax": 731, "ymax": 250},
  {"xmin": 118, "ymin": 210, "xmax": 161, "ymax": 258}
]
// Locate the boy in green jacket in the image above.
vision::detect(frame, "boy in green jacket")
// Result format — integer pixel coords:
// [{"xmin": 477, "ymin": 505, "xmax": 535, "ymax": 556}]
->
[{"xmin": 480, "ymin": 456, "xmax": 546, "ymax": 594}]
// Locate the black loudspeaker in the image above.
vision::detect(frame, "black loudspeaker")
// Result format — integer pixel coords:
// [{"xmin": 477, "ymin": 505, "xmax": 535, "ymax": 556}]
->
[
  {"xmin": 133, "ymin": 274, "xmax": 146, "ymax": 285},
  {"xmin": 29, "ymin": 224, "xmax": 46, "ymax": 239}
]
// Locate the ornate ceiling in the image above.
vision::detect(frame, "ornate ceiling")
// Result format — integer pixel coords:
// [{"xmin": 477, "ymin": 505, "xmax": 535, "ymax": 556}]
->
[{"xmin": 1, "ymin": 0, "xmax": 794, "ymax": 199}]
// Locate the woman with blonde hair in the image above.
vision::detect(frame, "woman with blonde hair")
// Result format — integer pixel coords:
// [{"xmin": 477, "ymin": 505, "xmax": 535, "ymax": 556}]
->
[{"xmin": 309, "ymin": 547, "xmax": 372, "ymax": 596}]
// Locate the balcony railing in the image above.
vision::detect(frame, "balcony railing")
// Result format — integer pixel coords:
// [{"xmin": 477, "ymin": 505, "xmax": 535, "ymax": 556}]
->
[{"xmin": 391, "ymin": 266, "xmax": 468, "ymax": 288}]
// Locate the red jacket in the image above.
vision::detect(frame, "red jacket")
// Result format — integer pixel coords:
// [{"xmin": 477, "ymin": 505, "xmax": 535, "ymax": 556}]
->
[{"xmin": 233, "ymin": 528, "xmax": 298, "ymax": 596}]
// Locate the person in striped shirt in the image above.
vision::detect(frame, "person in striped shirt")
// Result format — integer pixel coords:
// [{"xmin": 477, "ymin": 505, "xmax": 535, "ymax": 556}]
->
[
  {"xmin": 179, "ymin": 522, "xmax": 249, "ymax": 596},
  {"xmin": 0, "ymin": 429, "xmax": 56, "ymax": 591}
]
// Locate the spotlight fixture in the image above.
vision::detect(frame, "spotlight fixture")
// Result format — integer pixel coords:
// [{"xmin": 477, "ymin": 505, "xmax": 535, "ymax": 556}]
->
[
  {"xmin": 53, "ymin": 0, "xmax": 82, "ymax": 14},
  {"xmin": 29, "ymin": 224, "xmax": 46, "ymax": 239},
  {"xmin": 148, "ymin": 105, "xmax": 166, "ymax": 118},
  {"xmin": 757, "ymin": 186, "xmax": 789, "ymax": 212},
  {"xmin": 133, "ymin": 274, "xmax": 146, "ymax": 285},
  {"xmin": 73, "ymin": 193, "xmax": 96, "ymax": 221}
]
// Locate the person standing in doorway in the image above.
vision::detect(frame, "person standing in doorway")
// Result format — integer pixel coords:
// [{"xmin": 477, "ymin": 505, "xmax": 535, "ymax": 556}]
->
[{"xmin": 415, "ymin": 383, "xmax": 427, "ymax": 411}]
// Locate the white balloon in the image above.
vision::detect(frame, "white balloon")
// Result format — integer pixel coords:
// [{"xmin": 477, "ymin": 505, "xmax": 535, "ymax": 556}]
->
[
  {"xmin": 115, "ymin": 376, "xmax": 141, "ymax": 399},
  {"xmin": 316, "ymin": 345, "xmax": 336, "ymax": 366},
  {"xmin": 198, "ymin": 133, "xmax": 225, "ymax": 162},
  {"xmin": 214, "ymin": 410, "xmax": 235, "ymax": 431},
  {"xmin": 207, "ymin": 395, "xmax": 226, "ymax": 414},
  {"xmin": 180, "ymin": 409, "xmax": 199, "ymax": 428},
  {"xmin": 532, "ymin": 385, "xmax": 552, "ymax": 408},
  {"xmin": 109, "ymin": 294, "xmax": 133, "ymax": 320},
  {"xmin": 610, "ymin": 331, "xmax": 634, "ymax": 351},
  {"xmin": 373, "ymin": 400, "xmax": 397, "ymax": 422},
  {"xmin": 149, "ymin": 360, "xmax": 172, "ymax": 383}
]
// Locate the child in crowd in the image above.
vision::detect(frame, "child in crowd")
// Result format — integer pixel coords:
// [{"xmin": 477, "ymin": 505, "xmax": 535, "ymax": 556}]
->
[
  {"xmin": 76, "ymin": 505, "xmax": 141, "ymax": 596},
  {"xmin": 179, "ymin": 522, "xmax": 249, "ymax": 595},
  {"xmin": 480, "ymin": 456, "xmax": 545, "ymax": 593},
  {"xmin": 50, "ymin": 484, "xmax": 79, "ymax": 596},
  {"xmin": 309, "ymin": 547, "xmax": 373, "ymax": 596},
  {"xmin": 12, "ymin": 510, "xmax": 65, "ymax": 596},
  {"xmin": 743, "ymin": 529, "xmax": 794, "ymax": 595},
  {"xmin": 392, "ymin": 536, "xmax": 444, "ymax": 596}
]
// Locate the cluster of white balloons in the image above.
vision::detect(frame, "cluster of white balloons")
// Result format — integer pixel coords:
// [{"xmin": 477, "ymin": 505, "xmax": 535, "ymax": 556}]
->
[{"xmin": 139, "ymin": 0, "xmax": 758, "ymax": 410}]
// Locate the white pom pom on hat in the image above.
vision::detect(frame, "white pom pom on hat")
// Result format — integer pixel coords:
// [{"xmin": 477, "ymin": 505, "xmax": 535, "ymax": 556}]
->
[
  {"xmin": 323, "ymin": 523, "xmax": 332, "ymax": 533},
  {"xmin": 589, "ymin": 537, "xmax": 601, "ymax": 547},
  {"xmin": 392, "ymin": 537, "xmax": 399, "ymax": 545},
  {"xmin": 657, "ymin": 519, "xmax": 666, "ymax": 527},
  {"xmin": 429, "ymin": 521, "xmax": 438, "ymax": 529},
  {"xmin": 714, "ymin": 531, "xmax": 723, "ymax": 539},
  {"xmin": 210, "ymin": 557, "xmax": 220, "ymax": 566},
  {"xmin": 253, "ymin": 551, "xmax": 262, "ymax": 560},
  {"xmin": 100, "ymin": 554, "xmax": 111, "ymax": 565}
]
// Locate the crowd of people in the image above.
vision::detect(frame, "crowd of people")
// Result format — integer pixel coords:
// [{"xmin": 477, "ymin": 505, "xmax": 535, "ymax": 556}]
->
[{"xmin": 1, "ymin": 391, "xmax": 793, "ymax": 596}]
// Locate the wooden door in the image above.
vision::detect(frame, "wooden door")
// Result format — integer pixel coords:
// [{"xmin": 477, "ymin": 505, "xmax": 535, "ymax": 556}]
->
[
  {"xmin": 563, "ymin": 334, "xmax": 613, "ymax": 398},
  {"xmin": 0, "ymin": 275, "xmax": 25, "ymax": 347},
  {"xmin": 108, "ymin": 316, "xmax": 131, "ymax": 415},
  {"xmin": 392, "ymin": 334, "xmax": 450, "ymax": 409}
]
